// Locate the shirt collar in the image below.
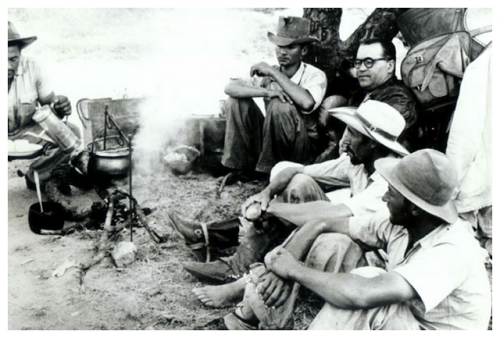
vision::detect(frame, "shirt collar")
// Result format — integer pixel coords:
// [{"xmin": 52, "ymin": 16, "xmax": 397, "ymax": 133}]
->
[
  {"xmin": 410, "ymin": 222, "xmax": 451, "ymax": 252},
  {"xmin": 289, "ymin": 62, "xmax": 305, "ymax": 84},
  {"xmin": 15, "ymin": 55, "xmax": 27, "ymax": 76}
]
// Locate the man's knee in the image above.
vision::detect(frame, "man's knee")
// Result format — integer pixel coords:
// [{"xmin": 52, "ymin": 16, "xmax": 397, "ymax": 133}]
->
[
  {"xmin": 266, "ymin": 99, "xmax": 297, "ymax": 123},
  {"xmin": 306, "ymin": 233, "xmax": 362, "ymax": 273},
  {"xmin": 225, "ymin": 97, "xmax": 253, "ymax": 112},
  {"xmin": 270, "ymin": 161, "xmax": 304, "ymax": 180}
]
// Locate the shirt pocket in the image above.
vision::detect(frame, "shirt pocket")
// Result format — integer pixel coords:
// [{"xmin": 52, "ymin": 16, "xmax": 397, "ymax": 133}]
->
[{"xmin": 18, "ymin": 90, "xmax": 38, "ymax": 127}]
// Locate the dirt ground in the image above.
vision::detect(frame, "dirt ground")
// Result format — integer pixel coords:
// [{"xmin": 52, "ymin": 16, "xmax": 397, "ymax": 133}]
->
[{"xmin": 8, "ymin": 157, "xmax": 323, "ymax": 330}]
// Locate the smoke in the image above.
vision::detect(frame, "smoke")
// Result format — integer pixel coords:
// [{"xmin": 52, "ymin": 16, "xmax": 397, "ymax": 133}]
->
[{"xmin": 130, "ymin": 8, "xmax": 284, "ymax": 175}]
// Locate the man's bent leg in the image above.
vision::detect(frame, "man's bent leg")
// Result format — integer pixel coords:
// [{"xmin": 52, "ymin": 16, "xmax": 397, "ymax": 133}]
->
[
  {"xmin": 256, "ymin": 99, "xmax": 315, "ymax": 173},
  {"xmin": 222, "ymin": 97, "xmax": 265, "ymax": 171},
  {"xmin": 225, "ymin": 233, "xmax": 366, "ymax": 329},
  {"xmin": 17, "ymin": 122, "xmax": 82, "ymax": 186},
  {"xmin": 309, "ymin": 301, "xmax": 419, "ymax": 330},
  {"xmin": 306, "ymin": 233, "xmax": 365, "ymax": 273}
]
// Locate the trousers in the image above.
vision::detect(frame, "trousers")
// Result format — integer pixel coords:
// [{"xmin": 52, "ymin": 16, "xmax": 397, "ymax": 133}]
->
[
  {"xmin": 225, "ymin": 233, "xmax": 420, "ymax": 330},
  {"xmin": 221, "ymin": 97, "xmax": 319, "ymax": 173},
  {"xmin": 219, "ymin": 174, "xmax": 329, "ymax": 278}
]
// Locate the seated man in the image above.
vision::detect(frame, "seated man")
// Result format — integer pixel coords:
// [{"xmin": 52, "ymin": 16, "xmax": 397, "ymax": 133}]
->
[
  {"xmin": 8, "ymin": 21, "xmax": 80, "ymax": 189},
  {"xmin": 221, "ymin": 16, "xmax": 327, "ymax": 181},
  {"xmin": 224, "ymin": 149, "xmax": 491, "ymax": 330},
  {"xmin": 167, "ymin": 100, "xmax": 409, "ymax": 306},
  {"xmin": 325, "ymin": 38, "xmax": 419, "ymax": 152}
]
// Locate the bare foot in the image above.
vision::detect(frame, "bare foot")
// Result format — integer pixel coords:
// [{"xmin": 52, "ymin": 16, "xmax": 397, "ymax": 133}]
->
[{"xmin": 192, "ymin": 277, "xmax": 246, "ymax": 308}]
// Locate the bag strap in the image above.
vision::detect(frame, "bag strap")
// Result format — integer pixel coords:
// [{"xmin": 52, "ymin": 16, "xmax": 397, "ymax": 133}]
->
[{"xmin": 469, "ymin": 25, "xmax": 492, "ymax": 38}]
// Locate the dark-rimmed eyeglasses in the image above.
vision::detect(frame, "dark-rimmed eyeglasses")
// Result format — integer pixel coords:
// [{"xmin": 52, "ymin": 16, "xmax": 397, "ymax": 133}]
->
[{"xmin": 353, "ymin": 58, "xmax": 392, "ymax": 69}]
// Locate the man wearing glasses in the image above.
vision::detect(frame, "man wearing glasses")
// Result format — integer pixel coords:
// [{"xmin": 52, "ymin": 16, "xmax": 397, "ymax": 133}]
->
[{"xmin": 347, "ymin": 39, "xmax": 419, "ymax": 152}]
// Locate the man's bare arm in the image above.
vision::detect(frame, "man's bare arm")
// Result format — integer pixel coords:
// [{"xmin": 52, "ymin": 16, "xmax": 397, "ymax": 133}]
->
[
  {"xmin": 224, "ymin": 79, "xmax": 271, "ymax": 98},
  {"xmin": 284, "ymin": 217, "xmax": 350, "ymax": 260},
  {"xmin": 250, "ymin": 62, "xmax": 315, "ymax": 111},
  {"xmin": 266, "ymin": 201, "xmax": 353, "ymax": 227},
  {"xmin": 241, "ymin": 166, "xmax": 304, "ymax": 215},
  {"xmin": 266, "ymin": 248, "xmax": 418, "ymax": 310}
]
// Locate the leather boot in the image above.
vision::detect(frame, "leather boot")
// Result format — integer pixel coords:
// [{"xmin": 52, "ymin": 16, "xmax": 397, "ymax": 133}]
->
[
  {"xmin": 183, "ymin": 218, "xmax": 292, "ymax": 283},
  {"xmin": 166, "ymin": 211, "xmax": 240, "ymax": 253}
]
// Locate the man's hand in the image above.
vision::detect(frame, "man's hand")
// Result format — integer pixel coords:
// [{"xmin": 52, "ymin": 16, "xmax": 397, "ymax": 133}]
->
[
  {"xmin": 250, "ymin": 62, "xmax": 276, "ymax": 77},
  {"xmin": 241, "ymin": 191, "xmax": 271, "ymax": 217},
  {"xmin": 266, "ymin": 82, "xmax": 293, "ymax": 104},
  {"xmin": 264, "ymin": 246, "xmax": 300, "ymax": 280},
  {"xmin": 52, "ymin": 95, "xmax": 72, "ymax": 118},
  {"xmin": 256, "ymin": 271, "xmax": 292, "ymax": 308}
]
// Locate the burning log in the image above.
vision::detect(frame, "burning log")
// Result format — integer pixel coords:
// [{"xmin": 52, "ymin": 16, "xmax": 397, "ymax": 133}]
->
[{"xmin": 78, "ymin": 193, "xmax": 120, "ymax": 287}]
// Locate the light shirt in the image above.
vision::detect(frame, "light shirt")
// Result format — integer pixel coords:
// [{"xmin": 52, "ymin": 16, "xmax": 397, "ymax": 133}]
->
[
  {"xmin": 8, "ymin": 55, "xmax": 52, "ymax": 136},
  {"xmin": 349, "ymin": 210, "xmax": 491, "ymax": 330},
  {"xmin": 247, "ymin": 61, "xmax": 327, "ymax": 114},
  {"xmin": 304, "ymin": 153, "xmax": 389, "ymax": 216}
]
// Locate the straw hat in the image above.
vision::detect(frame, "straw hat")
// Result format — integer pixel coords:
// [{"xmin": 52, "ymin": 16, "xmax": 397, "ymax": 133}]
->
[
  {"xmin": 375, "ymin": 149, "xmax": 458, "ymax": 224},
  {"xmin": 267, "ymin": 16, "xmax": 319, "ymax": 46},
  {"xmin": 329, "ymin": 100, "xmax": 409, "ymax": 156},
  {"xmin": 8, "ymin": 21, "xmax": 37, "ymax": 49}
]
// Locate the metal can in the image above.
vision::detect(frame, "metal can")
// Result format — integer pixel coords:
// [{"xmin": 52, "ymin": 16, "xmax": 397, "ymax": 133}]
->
[{"xmin": 32, "ymin": 105, "xmax": 81, "ymax": 154}]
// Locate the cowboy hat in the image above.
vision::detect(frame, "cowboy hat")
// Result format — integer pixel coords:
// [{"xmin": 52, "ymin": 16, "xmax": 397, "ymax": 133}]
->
[
  {"xmin": 267, "ymin": 16, "xmax": 319, "ymax": 46},
  {"xmin": 8, "ymin": 21, "xmax": 37, "ymax": 49},
  {"xmin": 329, "ymin": 100, "xmax": 409, "ymax": 156},
  {"xmin": 375, "ymin": 149, "xmax": 458, "ymax": 224}
]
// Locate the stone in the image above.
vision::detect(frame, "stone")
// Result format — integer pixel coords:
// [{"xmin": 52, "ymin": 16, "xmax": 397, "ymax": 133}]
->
[{"xmin": 112, "ymin": 241, "xmax": 137, "ymax": 267}]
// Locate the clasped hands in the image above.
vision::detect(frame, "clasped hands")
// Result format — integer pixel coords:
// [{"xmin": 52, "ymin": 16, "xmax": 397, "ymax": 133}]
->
[
  {"xmin": 253, "ymin": 246, "xmax": 300, "ymax": 308},
  {"xmin": 250, "ymin": 62, "xmax": 293, "ymax": 104}
]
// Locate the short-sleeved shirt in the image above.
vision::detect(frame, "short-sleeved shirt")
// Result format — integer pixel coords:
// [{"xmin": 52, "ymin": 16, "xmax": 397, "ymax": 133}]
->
[
  {"xmin": 349, "ymin": 210, "xmax": 491, "ymax": 330},
  {"xmin": 303, "ymin": 153, "xmax": 390, "ymax": 216},
  {"xmin": 8, "ymin": 55, "xmax": 52, "ymax": 136},
  {"xmin": 251, "ymin": 61, "xmax": 327, "ymax": 114}
]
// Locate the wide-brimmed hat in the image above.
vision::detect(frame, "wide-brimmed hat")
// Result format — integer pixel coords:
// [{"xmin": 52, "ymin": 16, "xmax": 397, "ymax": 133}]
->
[
  {"xmin": 375, "ymin": 149, "xmax": 458, "ymax": 224},
  {"xmin": 267, "ymin": 16, "xmax": 319, "ymax": 46},
  {"xmin": 329, "ymin": 100, "xmax": 409, "ymax": 156},
  {"xmin": 8, "ymin": 21, "xmax": 37, "ymax": 49}
]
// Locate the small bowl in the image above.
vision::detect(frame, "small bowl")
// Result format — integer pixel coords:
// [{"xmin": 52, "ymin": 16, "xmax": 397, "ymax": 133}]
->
[
  {"xmin": 164, "ymin": 146, "xmax": 200, "ymax": 175},
  {"xmin": 28, "ymin": 202, "xmax": 65, "ymax": 234}
]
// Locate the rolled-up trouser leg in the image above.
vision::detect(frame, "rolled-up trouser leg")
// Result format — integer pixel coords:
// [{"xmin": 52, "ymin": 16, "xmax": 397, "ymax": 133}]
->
[
  {"xmin": 256, "ymin": 99, "xmax": 316, "ymax": 173},
  {"xmin": 222, "ymin": 97, "xmax": 265, "ymax": 171}
]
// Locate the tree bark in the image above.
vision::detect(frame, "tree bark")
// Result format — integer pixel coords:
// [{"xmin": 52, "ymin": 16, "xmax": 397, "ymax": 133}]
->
[{"xmin": 302, "ymin": 8, "xmax": 407, "ymax": 97}]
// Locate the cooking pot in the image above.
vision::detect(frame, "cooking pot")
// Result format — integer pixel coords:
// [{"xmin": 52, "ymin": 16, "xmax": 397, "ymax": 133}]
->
[
  {"xmin": 86, "ymin": 135, "xmax": 131, "ymax": 184},
  {"xmin": 28, "ymin": 202, "xmax": 65, "ymax": 234},
  {"xmin": 88, "ymin": 147, "xmax": 130, "ymax": 183}
]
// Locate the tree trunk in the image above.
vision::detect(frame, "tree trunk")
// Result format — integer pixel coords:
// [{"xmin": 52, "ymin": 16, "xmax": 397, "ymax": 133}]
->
[{"xmin": 302, "ymin": 8, "xmax": 407, "ymax": 97}]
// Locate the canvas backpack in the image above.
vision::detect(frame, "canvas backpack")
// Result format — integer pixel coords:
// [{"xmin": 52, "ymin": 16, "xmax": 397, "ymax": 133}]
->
[{"xmin": 398, "ymin": 8, "xmax": 491, "ymax": 111}]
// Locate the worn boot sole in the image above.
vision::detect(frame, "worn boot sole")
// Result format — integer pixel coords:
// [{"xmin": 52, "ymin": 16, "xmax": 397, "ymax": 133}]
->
[{"xmin": 183, "ymin": 261, "xmax": 237, "ymax": 284}]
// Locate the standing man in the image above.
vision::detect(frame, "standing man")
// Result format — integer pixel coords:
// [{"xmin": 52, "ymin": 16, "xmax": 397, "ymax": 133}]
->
[
  {"xmin": 8, "ymin": 21, "xmax": 80, "ymax": 189},
  {"xmin": 224, "ymin": 149, "xmax": 491, "ymax": 330},
  {"xmin": 446, "ymin": 44, "xmax": 492, "ymax": 256},
  {"xmin": 221, "ymin": 16, "xmax": 327, "ymax": 181}
]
